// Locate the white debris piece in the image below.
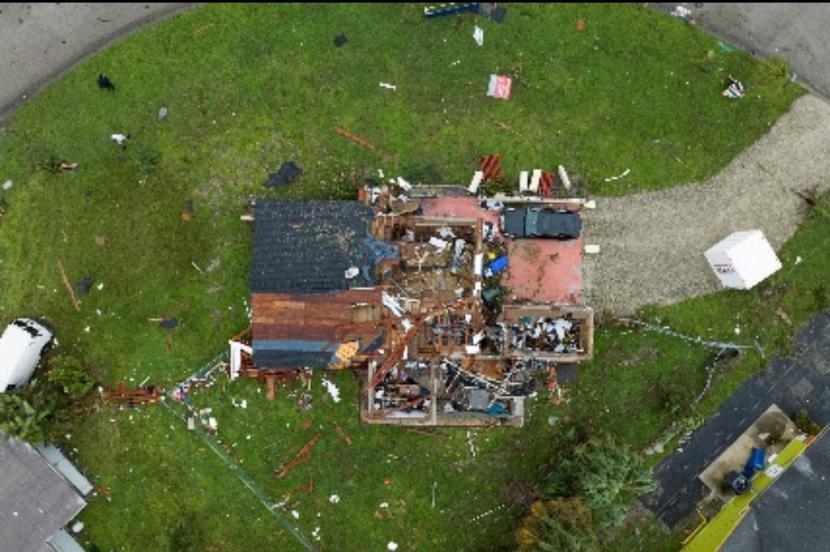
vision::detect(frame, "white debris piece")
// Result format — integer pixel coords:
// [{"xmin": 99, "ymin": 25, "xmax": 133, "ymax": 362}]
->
[
  {"xmin": 584, "ymin": 244, "xmax": 601, "ymax": 254},
  {"xmin": 558, "ymin": 165, "xmax": 571, "ymax": 190},
  {"xmin": 380, "ymin": 82, "xmax": 397, "ymax": 90},
  {"xmin": 110, "ymin": 133, "xmax": 129, "ymax": 146},
  {"xmin": 429, "ymin": 237, "xmax": 449, "ymax": 251},
  {"xmin": 519, "ymin": 171, "xmax": 529, "ymax": 193},
  {"xmin": 379, "ymin": 502, "xmax": 389, "ymax": 508},
  {"xmin": 396, "ymin": 176, "xmax": 412, "ymax": 192},
  {"xmin": 583, "ymin": 200, "xmax": 597, "ymax": 210},
  {"xmin": 795, "ymin": 256, "xmax": 803, "ymax": 265},
  {"xmin": 671, "ymin": 5, "xmax": 692, "ymax": 18},
  {"xmin": 158, "ymin": 106, "xmax": 168, "ymax": 120},
  {"xmin": 468, "ymin": 170, "xmax": 484, "ymax": 195},
  {"xmin": 291, "ymin": 510, "xmax": 300, "ymax": 519},
  {"xmin": 473, "ymin": 25, "xmax": 484, "ymax": 47},
  {"xmin": 329, "ymin": 494, "xmax": 340, "ymax": 504},
  {"xmin": 322, "ymin": 378, "xmax": 341, "ymax": 403},
  {"xmin": 71, "ymin": 521, "xmax": 84, "ymax": 533},
  {"xmin": 387, "ymin": 542, "xmax": 399, "ymax": 551},
  {"xmin": 734, "ymin": 326, "xmax": 742, "ymax": 336},
  {"xmin": 438, "ymin": 227, "xmax": 455, "ymax": 239},
  {"xmin": 1, "ymin": 180, "xmax": 11, "ymax": 190},
  {"xmin": 603, "ymin": 168, "xmax": 631, "ymax": 182},
  {"xmin": 529, "ymin": 169, "xmax": 541, "ymax": 193},
  {"xmin": 553, "ymin": 318, "xmax": 573, "ymax": 341},
  {"xmin": 97, "ymin": 282, "xmax": 104, "ymax": 290},
  {"xmin": 344, "ymin": 266, "xmax": 360, "ymax": 279}
]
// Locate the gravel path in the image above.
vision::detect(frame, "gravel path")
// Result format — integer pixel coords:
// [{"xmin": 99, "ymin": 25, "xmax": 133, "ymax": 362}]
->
[{"xmin": 583, "ymin": 94, "xmax": 830, "ymax": 315}]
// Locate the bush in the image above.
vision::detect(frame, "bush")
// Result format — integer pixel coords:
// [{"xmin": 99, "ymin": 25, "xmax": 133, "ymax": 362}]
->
[
  {"xmin": 0, "ymin": 393, "xmax": 49, "ymax": 443},
  {"xmin": 47, "ymin": 354, "xmax": 95, "ymax": 400},
  {"xmin": 794, "ymin": 409, "xmax": 822, "ymax": 436}
]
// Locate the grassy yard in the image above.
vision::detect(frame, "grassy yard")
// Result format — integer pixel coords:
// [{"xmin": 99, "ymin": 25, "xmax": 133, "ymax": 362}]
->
[{"xmin": 0, "ymin": 3, "xmax": 812, "ymax": 552}]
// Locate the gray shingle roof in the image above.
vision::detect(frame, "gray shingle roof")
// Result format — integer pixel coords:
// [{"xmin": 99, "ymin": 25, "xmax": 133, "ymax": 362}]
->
[
  {"xmin": 0, "ymin": 435, "xmax": 86, "ymax": 552},
  {"xmin": 250, "ymin": 200, "xmax": 396, "ymax": 294}
]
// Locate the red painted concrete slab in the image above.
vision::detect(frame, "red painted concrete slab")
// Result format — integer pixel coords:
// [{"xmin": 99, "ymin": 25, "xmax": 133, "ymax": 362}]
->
[
  {"xmin": 419, "ymin": 196, "xmax": 582, "ymax": 304},
  {"xmin": 504, "ymin": 237, "xmax": 582, "ymax": 304}
]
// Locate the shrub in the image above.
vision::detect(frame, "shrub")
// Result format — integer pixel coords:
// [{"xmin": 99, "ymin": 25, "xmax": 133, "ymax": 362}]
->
[{"xmin": 47, "ymin": 354, "xmax": 95, "ymax": 400}]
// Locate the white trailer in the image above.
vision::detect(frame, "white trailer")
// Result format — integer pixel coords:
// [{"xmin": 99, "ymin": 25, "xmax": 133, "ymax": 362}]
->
[{"xmin": 0, "ymin": 319, "xmax": 53, "ymax": 392}]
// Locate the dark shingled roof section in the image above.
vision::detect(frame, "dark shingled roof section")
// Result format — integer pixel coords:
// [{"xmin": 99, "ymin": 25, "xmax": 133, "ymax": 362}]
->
[
  {"xmin": 251, "ymin": 200, "xmax": 396, "ymax": 294},
  {"xmin": 253, "ymin": 349, "xmax": 334, "ymax": 369},
  {"xmin": 721, "ymin": 431, "xmax": 830, "ymax": 552}
]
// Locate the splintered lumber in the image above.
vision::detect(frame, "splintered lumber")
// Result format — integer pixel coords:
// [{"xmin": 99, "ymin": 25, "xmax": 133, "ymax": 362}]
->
[
  {"xmin": 281, "ymin": 477, "xmax": 315, "ymax": 499},
  {"xmin": 335, "ymin": 423, "xmax": 353, "ymax": 447},
  {"xmin": 274, "ymin": 433, "xmax": 321, "ymax": 478},
  {"xmin": 57, "ymin": 258, "xmax": 82, "ymax": 311},
  {"xmin": 334, "ymin": 126, "xmax": 375, "ymax": 150},
  {"xmin": 105, "ymin": 380, "xmax": 159, "ymax": 405}
]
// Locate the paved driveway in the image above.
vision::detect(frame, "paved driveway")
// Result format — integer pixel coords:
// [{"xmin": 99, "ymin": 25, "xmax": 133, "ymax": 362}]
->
[
  {"xmin": 651, "ymin": 3, "xmax": 830, "ymax": 99},
  {"xmin": 0, "ymin": 3, "xmax": 196, "ymax": 120}
]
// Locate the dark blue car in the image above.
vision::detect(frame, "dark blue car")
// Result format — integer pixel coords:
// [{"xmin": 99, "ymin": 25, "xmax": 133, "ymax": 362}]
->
[{"xmin": 501, "ymin": 207, "xmax": 581, "ymax": 239}]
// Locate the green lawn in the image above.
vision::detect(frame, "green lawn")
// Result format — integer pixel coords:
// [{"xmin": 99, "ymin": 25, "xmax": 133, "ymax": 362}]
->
[{"xmin": 0, "ymin": 3, "xmax": 812, "ymax": 551}]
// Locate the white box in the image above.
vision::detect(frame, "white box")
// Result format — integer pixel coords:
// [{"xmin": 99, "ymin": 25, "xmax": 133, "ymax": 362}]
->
[{"xmin": 704, "ymin": 230, "xmax": 782, "ymax": 290}]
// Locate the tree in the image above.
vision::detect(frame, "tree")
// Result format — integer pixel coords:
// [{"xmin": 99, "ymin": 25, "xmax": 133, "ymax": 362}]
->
[
  {"xmin": 0, "ymin": 393, "xmax": 49, "ymax": 443},
  {"xmin": 46, "ymin": 354, "xmax": 95, "ymax": 400},
  {"xmin": 545, "ymin": 436, "xmax": 656, "ymax": 528},
  {"xmin": 517, "ymin": 498, "xmax": 597, "ymax": 552}
]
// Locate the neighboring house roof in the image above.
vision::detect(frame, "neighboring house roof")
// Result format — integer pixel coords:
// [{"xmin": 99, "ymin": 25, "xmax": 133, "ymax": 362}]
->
[
  {"xmin": 0, "ymin": 435, "xmax": 87, "ymax": 552},
  {"xmin": 721, "ymin": 431, "xmax": 830, "ymax": 552},
  {"xmin": 250, "ymin": 200, "xmax": 397, "ymax": 294},
  {"xmin": 252, "ymin": 289, "xmax": 384, "ymax": 369}
]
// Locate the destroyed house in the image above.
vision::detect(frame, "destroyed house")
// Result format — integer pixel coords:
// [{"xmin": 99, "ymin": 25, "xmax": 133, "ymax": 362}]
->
[
  {"xmin": 250, "ymin": 200, "xmax": 397, "ymax": 369},
  {"xmin": 244, "ymin": 194, "xmax": 593, "ymax": 426}
]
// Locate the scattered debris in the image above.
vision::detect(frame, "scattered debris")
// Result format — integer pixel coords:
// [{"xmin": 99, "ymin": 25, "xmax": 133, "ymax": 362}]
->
[
  {"xmin": 322, "ymin": 378, "xmax": 341, "ymax": 403},
  {"xmin": 57, "ymin": 258, "xmax": 82, "ymax": 311},
  {"xmin": 158, "ymin": 106, "xmax": 168, "ymax": 120},
  {"xmin": 335, "ymin": 423, "xmax": 353, "ymax": 446},
  {"xmin": 334, "ymin": 33, "xmax": 347, "ymax": 47},
  {"xmin": 275, "ymin": 433, "xmax": 321, "ymax": 477},
  {"xmin": 473, "ymin": 26, "xmax": 484, "ymax": 47},
  {"xmin": 71, "ymin": 521, "xmax": 84, "ymax": 533},
  {"xmin": 480, "ymin": 154, "xmax": 502, "ymax": 181},
  {"xmin": 75, "ymin": 276, "xmax": 95, "ymax": 296},
  {"xmin": 56, "ymin": 161, "xmax": 78, "ymax": 172},
  {"xmin": 1, "ymin": 180, "xmax": 11, "ymax": 190},
  {"xmin": 97, "ymin": 73, "xmax": 115, "ymax": 91},
  {"xmin": 329, "ymin": 494, "xmax": 340, "ymax": 504},
  {"xmin": 110, "ymin": 133, "xmax": 129, "ymax": 147},
  {"xmin": 380, "ymin": 82, "xmax": 397, "ymax": 91},
  {"xmin": 776, "ymin": 308, "xmax": 792, "ymax": 326},
  {"xmin": 576, "ymin": 18, "xmax": 585, "ymax": 31},
  {"xmin": 584, "ymin": 244, "xmax": 601, "ymax": 254},
  {"xmin": 487, "ymin": 74, "xmax": 512, "ymax": 100},
  {"xmin": 345, "ymin": 266, "xmax": 360, "ymax": 279},
  {"xmin": 423, "ymin": 3, "xmax": 478, "ymax": 18},
  {"xmin": 160, "ymin": 318, "xmax": 179, "ymax": 329},
  {"xmin": 105, "ymin": 380, "xmax": 159, "ymax": 405},
  {"xmin": 557, "ymin": 165, "xmax": 571, "ymax": 190},
  {"xmin": 334, "ymin": 126, "xmax": 375, "ymax": 150},
  {"xmin": 671, "ymin": 5, "xmax": 692, "ymax": 19},
  {"xmin": 603, "ymin": 168, "xmax": 631, "ymax": 182},
  {"xmin": 387, "ymin": 542, "xmax": 399, "ymax": 551},
  {"xmin": 723, "ymin": 76, "xmax": 746, "ymax": 99},
  {"xmin": 266, "ymin": 161, "xmax": 303, "ymax": 188},
  {"xmin": 468, "ymin": 170, "xmax": 484, "ymax": 195}
]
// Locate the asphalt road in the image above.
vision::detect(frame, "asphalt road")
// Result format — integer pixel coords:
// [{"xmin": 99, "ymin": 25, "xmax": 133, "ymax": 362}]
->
[
  {"xmin": 0, "ymin": 3, "xmax": 196, "ymax": 121},
  {"xmin": 642, "ymin": 310, "xmax": 830, "ymax": 527},
  {"xmin": 651, "ymin": 3, "xmax": 830, "ymax": 99}
]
